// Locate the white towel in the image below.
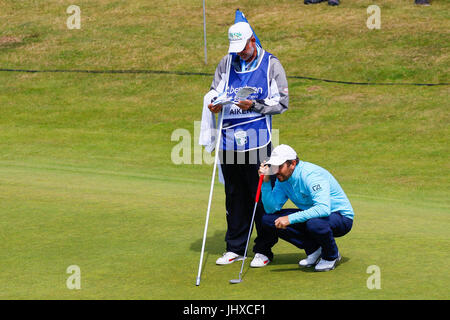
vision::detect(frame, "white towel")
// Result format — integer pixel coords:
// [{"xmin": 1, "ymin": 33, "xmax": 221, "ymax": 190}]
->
[
  {"xmin": 199, "ymin": 89, "xmax": 225, "ymax": 185},
  {"xmin": 199, "ymin": 55, "xmax": 232, "ymax": 185},
  {"xmin": 199, "ymin": 89, "xmax": 219, "ymax": 152}
]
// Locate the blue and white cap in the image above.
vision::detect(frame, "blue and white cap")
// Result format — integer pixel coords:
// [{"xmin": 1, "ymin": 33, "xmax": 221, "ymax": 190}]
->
[{"xmin": 228, "ymin": 22, "xmax": 253, "ymax": 53}]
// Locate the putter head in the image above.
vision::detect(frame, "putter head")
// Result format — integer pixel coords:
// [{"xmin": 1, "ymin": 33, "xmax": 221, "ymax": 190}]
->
[{"xmin": 229, "ymin": 279, "xmax": 242, "ymax": 284}]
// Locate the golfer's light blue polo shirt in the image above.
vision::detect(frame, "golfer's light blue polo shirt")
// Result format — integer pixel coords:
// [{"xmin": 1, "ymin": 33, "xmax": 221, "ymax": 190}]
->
[{"xmin": 261, "ymin": 161, "xmax": 354, "ymax": 224}]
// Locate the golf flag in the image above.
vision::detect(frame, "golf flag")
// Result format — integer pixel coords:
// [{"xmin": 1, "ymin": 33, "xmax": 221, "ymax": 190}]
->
[{"xmin": 234, "ymin": 9, "xmax": 261, "ymax": 47}]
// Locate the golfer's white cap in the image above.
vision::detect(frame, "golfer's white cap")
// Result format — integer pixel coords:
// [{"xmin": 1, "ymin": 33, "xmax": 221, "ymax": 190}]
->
[
  {"xmin": 266, "ymin": 145, "xmax": 298, "ymax": 166},
  {"xmin": 228, "ymin": 22, "xmax": 253, "ymax": 53}
]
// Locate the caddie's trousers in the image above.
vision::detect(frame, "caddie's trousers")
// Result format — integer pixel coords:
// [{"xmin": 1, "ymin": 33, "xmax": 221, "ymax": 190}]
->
[
  {"xmin": 261, "ymin": 210, "xmax": 353, "ymax": 260},
  {"xmin": 219, "ymin": 145, "xmax": 276, "ymax": 260}
]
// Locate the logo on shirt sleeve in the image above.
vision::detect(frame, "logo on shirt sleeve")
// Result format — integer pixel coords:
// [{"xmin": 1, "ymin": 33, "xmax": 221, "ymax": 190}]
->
[{"xmin": 312, "ymin": 184, "xmax": 322, "ymax": 192}]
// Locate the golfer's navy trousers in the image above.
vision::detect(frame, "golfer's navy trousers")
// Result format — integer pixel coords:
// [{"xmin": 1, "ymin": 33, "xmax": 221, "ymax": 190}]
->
[{"xmin": 261, "ymin": 210, "xmax": 353, "ymax": 260}]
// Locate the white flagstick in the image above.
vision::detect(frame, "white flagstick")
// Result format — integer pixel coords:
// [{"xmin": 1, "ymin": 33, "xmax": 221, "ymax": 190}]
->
[
  {"xmin": 202, "ymin": 0, "xmax": 207, "ymax": 65},
  {"xmin": 196, "ymin": 111, "xmax": 224, "ymax": 286}
]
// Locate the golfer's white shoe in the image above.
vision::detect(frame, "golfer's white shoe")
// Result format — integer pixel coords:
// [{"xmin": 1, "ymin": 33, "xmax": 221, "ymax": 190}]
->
[
  {"xmin": 250, "ymin": 253, "xmax": 270, "ymax": 268},
  {"xmin": 216, "ymin": 252, "xmax": 244, "ymax": 265},
  {"xmin": 299, "ymin": 247, "xmax": 322, "ymax": 267},
  {"xmin": 314, "ymin": 254, "xmax": 342, "ymax": 272}
]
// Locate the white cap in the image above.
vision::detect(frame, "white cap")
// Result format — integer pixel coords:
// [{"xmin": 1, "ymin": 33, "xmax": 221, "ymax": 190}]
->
[
  {"xmin": 228, "ymin": 22, "xmax": 253, "ymax": 53},
  {"xmin": 266, "ymin": 145, "xmax": 298, "ymax": 166}
]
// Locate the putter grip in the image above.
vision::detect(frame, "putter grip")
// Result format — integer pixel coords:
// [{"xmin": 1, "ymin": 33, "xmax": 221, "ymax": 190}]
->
[{"xmin": 255, "ymin": 175, "xmax": 264, "ymax": 203}]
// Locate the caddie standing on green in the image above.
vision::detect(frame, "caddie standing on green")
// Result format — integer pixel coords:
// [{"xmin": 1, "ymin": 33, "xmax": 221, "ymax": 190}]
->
[{"xmin": 200, "ymin": 15, "xmax": 289, "ymax": 268}]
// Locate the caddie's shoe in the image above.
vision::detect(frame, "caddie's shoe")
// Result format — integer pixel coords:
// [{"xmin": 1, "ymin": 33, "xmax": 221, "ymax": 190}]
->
[
  {"xmin": 304, "ymin": 0, "xmax": 325, "ymax": 4},
  {"xmin": 299, "ymin": 247, "xmax": 322, "ymax": 267},
  {"xmin": 250, "ymin": 253, "xmax": 270, "ymax": 268},
  {"xmin": 328, "ymin": 0, "xmax": 340, "ymax": 5},
  {"xmin": 314, "ymin": 254, "xmax": 342, "ymax": 272},
  {"xmin": 216, "ymin": 252, "xmax": 244, "ymax": 265}
]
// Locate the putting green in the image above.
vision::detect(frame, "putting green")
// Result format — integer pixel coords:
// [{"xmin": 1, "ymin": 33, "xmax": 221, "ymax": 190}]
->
[
  {"xmin": 0, "ymin": 160, "xmax": 448, "ymax": 299},
  {"xmin": 0, "ymin": 0, "xmax": 448, "ymax": 299}
]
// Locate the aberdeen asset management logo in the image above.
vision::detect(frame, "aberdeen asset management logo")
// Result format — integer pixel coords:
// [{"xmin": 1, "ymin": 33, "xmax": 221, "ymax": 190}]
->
[{"xmin": 227, "ymin": 85, "xmax": 263, "ymax": 96}]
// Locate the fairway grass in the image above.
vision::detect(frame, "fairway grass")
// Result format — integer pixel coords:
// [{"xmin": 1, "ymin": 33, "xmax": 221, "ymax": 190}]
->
[
  {"xmin": 0, "ymin": 161, "xmax": 448, "ymax": 299},
  {"xmin": 1, "ymin": 0, "xmax": 449, "ymax": 300},
  {"xmin": 0, "ymin": 74, "xmax": 448, "ymax": 300}
]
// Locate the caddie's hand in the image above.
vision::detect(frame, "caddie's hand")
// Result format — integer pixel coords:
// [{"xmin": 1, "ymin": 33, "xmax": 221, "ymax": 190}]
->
[
  {"xmin": 208, "ymin": 103, "xmax": 222, "ymax": 114},
  {"xmin": 258, "ymin": 161, "xmax": 271, "ymax": 182},
  {"xmin": 274, "ymin": 216, "xmax": 290, "ymax": 229},
  {"xmin": 236, "ymin": 99, "xmax": 253, "ymax": 111}
]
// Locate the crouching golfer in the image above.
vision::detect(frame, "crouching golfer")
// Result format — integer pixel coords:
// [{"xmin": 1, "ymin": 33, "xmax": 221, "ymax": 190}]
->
[{"xmin": 258, "ymin": 144, "xmax": 354, "ymax": 271}]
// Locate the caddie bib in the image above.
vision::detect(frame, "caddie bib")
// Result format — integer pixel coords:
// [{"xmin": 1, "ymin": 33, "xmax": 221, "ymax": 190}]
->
[{"xmin": 221, "ymin": 50, "xmax": 273, "ymax": 152}]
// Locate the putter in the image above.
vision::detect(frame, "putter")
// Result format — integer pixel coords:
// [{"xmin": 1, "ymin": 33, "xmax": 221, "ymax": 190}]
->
[{"xmin": 229, "ymin": 174, "xmax": 265, "ymax": 284}]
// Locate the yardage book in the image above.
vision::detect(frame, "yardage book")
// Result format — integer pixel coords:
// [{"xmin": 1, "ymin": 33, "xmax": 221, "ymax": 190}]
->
[{"xmin": 212, "ymin": 86, "xmax": 258, "ymax": 106}]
